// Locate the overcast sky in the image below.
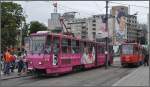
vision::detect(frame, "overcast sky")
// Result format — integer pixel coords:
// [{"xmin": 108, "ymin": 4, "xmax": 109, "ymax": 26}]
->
[{"xmin": 13, "ymin": 1, "xmax": 149, "ymax": 26}]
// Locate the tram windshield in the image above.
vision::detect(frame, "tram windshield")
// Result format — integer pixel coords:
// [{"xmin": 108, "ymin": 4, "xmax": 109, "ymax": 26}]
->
[
  {"xmin": 122, "ymin": 44, "xmax": 133, "ymax": 54},
  {"xmin": 31, "ymin": 35, "xmax": 46, "ymax": 54}
]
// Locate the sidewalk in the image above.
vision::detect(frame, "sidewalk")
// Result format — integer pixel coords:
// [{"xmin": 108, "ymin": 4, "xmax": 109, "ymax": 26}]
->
[
  {"xmin": 112, "ymin": 66, "xmax": 149, "ymax": 86},
  {"xmin": 0, "ymin": 69, "xmax": 28, "ymax": 80}
]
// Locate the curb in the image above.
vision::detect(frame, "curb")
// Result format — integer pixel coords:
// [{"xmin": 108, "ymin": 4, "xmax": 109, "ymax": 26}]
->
[{"xmin": 1, "ymin": 74, "xmax": 31, "ymax": 80}]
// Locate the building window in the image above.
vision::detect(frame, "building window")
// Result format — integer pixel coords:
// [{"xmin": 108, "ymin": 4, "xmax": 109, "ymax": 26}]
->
[
  {"xmin": 92, "ymin": 24, "xmax": 96, "ymax": 26},
  {"xmin": 92, "ymin": 20, "xmax": 96, "ymax": 22},
  {"xmin": 82, "ymin": 26, "xmax": 86, "ymax": 29},
  {"xmin": 92, "ymin": 28, "xmax": 96, "ymax": 30},
  {"xmin": 93, "ymin": 32, "xmax": 96, "ymax": 39},
  {"xmin": 128, "ymin": 20, "xmax": 130, "ymax": 22}
]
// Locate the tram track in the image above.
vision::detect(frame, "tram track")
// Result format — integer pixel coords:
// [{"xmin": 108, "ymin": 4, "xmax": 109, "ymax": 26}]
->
[{"xmin": 74, "ymin": 66, "xmax": 135, "ymax": 86}]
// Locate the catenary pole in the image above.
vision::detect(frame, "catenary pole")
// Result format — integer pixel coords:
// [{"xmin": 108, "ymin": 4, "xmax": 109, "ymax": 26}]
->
[{"xmin": 105, "ymin": 0, "xmax": 109, "ymax": 69}]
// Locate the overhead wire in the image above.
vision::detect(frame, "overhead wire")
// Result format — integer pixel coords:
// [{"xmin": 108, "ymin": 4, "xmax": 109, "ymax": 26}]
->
[
  {"xmin": 93, "ymin": 1, "xmax": 106, "ymax": 13},
  {"xmin": 110, "ymin": 1, "xmax": 149, "ymax": 9},
  {"xmin": 58, "ymin": 4, "xmax": 98, "ymax": 16},
  {"xmin": 109, "ymin": 1, "xmax": 149, "ymax": 18}
]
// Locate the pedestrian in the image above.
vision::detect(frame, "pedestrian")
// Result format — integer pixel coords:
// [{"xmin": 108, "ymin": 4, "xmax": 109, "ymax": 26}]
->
[
  {"xmin": 13, "ymin": 53, "xmax": 18, "ymax": 69},
  {"xmin": 3, "ymin": 49, "xmax": 11, "ymax": 75},
  {"xmin": 17, "ymin": 54, "xmax": 24, "ymax": 75},
  {"xmin": 144, "ymin": 48, "xmax": 149, "ymax": 66},
  {"xmin": 22, "ymin": 56, "xmax": 27, "ymax": 75},
  {"xmin": 1, "ymin": 52, "xmax": 4, "ymax": 71},
  {"xmin": 9, "ymin": 54, "xmax": 16, "ymax": 73}
]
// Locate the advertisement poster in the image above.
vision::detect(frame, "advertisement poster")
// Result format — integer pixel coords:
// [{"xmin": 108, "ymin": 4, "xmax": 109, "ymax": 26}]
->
[
  {"xmin": 99, "ymin": 15, "xmax": 108, "ymax": 38},
  {"xmin": 115, "ymin": 7, "xmax": 127, "ymax": 44},
  {"xmin": 81, "ymin": 47, "xmax": 95, "ymax": 64}
]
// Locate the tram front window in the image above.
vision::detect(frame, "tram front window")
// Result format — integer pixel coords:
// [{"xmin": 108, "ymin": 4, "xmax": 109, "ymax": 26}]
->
[
  {"xmin": 122, "ymin": 45, "xmax": 133, "ymax": 55},
  {"xmin": 31, "ymin": 36, "xmax": 46, "ymax": 54}
]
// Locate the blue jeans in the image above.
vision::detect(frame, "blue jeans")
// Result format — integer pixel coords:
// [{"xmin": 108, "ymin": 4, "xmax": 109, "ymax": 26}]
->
[{"xmin": 4, "ymin": 62, "xmax": 10, "ymax": 74}]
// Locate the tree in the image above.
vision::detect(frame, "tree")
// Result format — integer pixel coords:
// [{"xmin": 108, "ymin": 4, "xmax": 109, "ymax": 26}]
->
[
  {"xmin": 1, "ymin": 2, "xmax": 25, "ymax": 51},
  {"xmin": 22, "ymin": 22, "xmax": 30, "ymax": 45},
  {"xmin": 29, "ymin": 21, "xmax": 48, "ymax": 34}
]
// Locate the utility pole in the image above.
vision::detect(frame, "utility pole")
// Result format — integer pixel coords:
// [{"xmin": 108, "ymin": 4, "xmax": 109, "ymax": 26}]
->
[{"xmin": 105, "ymin": 0, "xmax": 109, "ymax": 69}]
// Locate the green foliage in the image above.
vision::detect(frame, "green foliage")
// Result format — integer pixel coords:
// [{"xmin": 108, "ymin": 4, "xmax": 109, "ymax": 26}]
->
[
  {"xmin": 22, "ymin": 22, "xmax": 30, "ymax": 45},
  {"xmin": 1, "ymin": 2, "xmax": 25, "ymax": 51},
  {"xmin": 29, "ymin": 21, "xmax": 48, "ymax": 34}
]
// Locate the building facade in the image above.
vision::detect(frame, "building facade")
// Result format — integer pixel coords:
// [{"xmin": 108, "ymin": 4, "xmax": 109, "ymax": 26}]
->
[
  {"xmin": 64, "ymin": 14, "xmax": 113, "ymax": 41},
  {"xmin": 126, "ymin": 15, "xmax": 138, "ymax": 42},
  {"xmin": 48, "ymin": 6, "xmax": 140, "ymax": 44},
  {"xmin": 65, "ymin": 18, "xmax": 88, "ymax": 39}
]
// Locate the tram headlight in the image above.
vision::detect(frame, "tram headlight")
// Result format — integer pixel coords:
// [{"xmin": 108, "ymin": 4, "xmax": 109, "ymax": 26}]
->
[
  {"xmin": 38, "ymin": 61, "xmax": 42, "ymax": 65},
  {"xmin": 126, "ymin": 57, "xmax": 130, "ymax": 61},
  {"xmin": 28, "ymin": 61, "xmax": 32, "ymax": 64},
  {"xmin": 30, "ymin": 61, "xmax": 32, "ymax": 64}
]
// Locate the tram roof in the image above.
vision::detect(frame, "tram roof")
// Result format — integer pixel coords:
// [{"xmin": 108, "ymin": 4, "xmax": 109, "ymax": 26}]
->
[{"xmin": 30, "ymin": 32, "xmax": 107, "ymax": 44}]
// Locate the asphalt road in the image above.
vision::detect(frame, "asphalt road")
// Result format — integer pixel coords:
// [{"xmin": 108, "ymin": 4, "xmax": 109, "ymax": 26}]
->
[{"xmin": 1, "ymin": 57, "xmax": 136, "ymax": 86}]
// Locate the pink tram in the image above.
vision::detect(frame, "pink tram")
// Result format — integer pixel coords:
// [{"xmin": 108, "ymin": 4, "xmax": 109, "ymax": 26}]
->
[{"xmin": 25, "ymin": 32, "xmax": 113, "ymax": 75}]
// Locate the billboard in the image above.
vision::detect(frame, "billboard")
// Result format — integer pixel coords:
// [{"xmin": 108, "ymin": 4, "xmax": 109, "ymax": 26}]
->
[
  {"xmin": 97, "ymin": 15, "xmax": 108, "ymax": 38},
  {"xmin": 112, "ymin": 6, "xmax": 128, "ymax": 45}
]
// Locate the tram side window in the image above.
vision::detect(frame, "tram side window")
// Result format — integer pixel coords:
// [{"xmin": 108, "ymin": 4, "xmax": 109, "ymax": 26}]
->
[
  {"xmin": 44, "ymin": 35, "xmax": 51, "ymax": 54},
  {"xmin": 61, "ymin": 39, "xmax": 68, "ymax": 54},
  {"xmin": 134, "ymin": 46, "xmax": 139, "ymax": 54},
  {"xmin": 83, "ymin": 41, "xmax": 88, "ymax": 53},
  {"xmin": 72, "ymin": 40, "xmax": 80, "ymax": 53},
  {"xmin": 80, "ymin": 41, "xmax": 84, "ymax": 53},
  {"xmin": 68, "ymin": 39, "xmax": 72, "ymax": 53},
  {"xmin": 88, "ymin": 43, "xmax": 93, "ymax": 53},
  {"xmin": 97, "ymin": 46, "xmax": 104, "ymax": 54},
  {"xmin": 53, "ymin": 37, "xmax": 59, "ymax": 54}
]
